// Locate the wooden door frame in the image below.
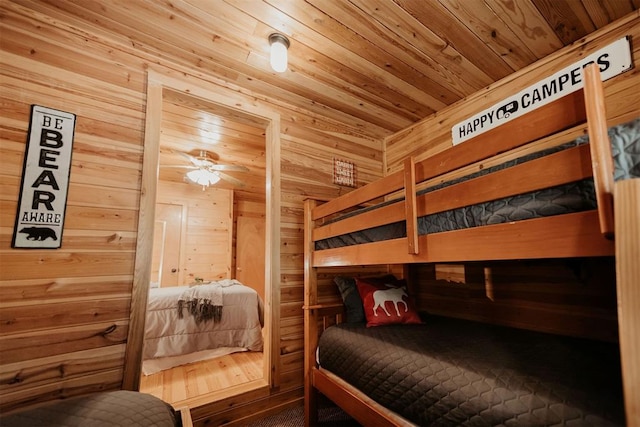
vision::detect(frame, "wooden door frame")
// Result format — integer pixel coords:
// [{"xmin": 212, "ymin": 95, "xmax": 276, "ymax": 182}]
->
[{"xmin": 122, "ymin": 68, "xmax": 281, "ymax": 394}]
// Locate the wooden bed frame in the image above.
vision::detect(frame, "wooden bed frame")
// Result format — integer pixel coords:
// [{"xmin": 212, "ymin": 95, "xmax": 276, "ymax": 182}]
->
[{"xmin": 303, "ymin": 64, "xmax": 639, "ymax": 426}]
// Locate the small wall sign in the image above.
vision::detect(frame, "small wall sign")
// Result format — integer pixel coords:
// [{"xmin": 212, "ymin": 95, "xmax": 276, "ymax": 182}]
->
[
  {"xmin": 12, "ymin": 105, "xmax": 76, "ymax": 249},
  {"xmin": 333, "ymin": 158, "xmax": 357, "ymax": 187}
]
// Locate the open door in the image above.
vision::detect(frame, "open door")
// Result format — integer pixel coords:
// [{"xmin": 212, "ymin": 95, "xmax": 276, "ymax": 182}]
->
[
  {"xmin": 236, "ymin": 216, "xmax": 266, "ymax": 301},
  {"xmin": 153, "ymin": 203, "xmax": 183, "ymax": 287}
]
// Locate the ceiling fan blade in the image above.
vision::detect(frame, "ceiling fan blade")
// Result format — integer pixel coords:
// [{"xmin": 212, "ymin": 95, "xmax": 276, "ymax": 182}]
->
[
  {"xmin": 178, "ymin": 151, "xmax": 200, "ymax": 166},
  {"xmin": 177, "ymin": 151, "xmax": 194, "ymax": 161},
  {"xmin": 160, "ymin": 165, "xmax": 198, "ymax": 169},
  {"xmin": 206, "ymin": 164, "xmax": 249, "ymax": 172},
  {"xmin": 217, "ymin": 172, "xmax": 245, "ymax": 187}
]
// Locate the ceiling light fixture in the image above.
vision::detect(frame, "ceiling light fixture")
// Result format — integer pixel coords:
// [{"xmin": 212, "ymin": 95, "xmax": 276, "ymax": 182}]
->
[
  {"xmin": 269, "ymin": 33, "xmax": 290, "ymax": 73},
  {"xmin": 186, "ymin": 168, "xmax": 221, "ymax": 190}
]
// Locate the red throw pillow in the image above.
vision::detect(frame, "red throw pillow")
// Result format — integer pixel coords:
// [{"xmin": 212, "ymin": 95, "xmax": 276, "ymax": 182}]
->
[{"xmin": 355, "ymin": 278, "xmax": 421, "ymax": 327}]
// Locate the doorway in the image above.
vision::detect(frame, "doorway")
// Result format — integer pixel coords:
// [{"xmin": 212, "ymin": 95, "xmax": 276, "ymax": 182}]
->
[{"xmin": 123, "ymin": 69, "xmax": 281, "ymax": 409}]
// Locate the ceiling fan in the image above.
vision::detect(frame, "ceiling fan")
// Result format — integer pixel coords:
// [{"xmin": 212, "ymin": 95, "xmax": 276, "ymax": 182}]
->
[{"xmin": 161, "ymin": 150, "xmax": 249, "ymax": 189}]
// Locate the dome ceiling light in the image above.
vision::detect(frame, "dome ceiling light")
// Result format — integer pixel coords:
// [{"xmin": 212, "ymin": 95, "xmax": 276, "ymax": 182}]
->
[{"xmin": 269, "ymin": 33, "xmax": 290, "ymax": 73}]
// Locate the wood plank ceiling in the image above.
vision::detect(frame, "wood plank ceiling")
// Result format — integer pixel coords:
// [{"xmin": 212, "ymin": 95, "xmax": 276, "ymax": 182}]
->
[{"xmin": 29, "ymin": 0, "xmax": 640, "ymax": 182}]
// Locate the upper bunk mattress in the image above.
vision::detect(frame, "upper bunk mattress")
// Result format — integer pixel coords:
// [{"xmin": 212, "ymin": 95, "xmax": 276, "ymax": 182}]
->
[
  {"xmin": 316, "ymin": 118, "xmax": 639, "ymax": 250},
  {"xmin": 318, "ymin": 316, "xmax": 624, "ymax": 426}
]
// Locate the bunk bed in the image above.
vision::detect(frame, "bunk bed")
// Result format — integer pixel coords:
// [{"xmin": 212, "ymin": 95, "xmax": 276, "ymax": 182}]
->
[{"xmin": 303, "ymin": 64, "xmax": 639, "ymax": 426}]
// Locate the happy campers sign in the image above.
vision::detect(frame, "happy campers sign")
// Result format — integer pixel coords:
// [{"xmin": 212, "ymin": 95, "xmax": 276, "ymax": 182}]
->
[
  {"xmin": 12, "ymin": 105, "xmax": 76, "ymax": 249},
  {"xmin": 452, "ymin": 36, "xmax": 633, "ymax": 145}
]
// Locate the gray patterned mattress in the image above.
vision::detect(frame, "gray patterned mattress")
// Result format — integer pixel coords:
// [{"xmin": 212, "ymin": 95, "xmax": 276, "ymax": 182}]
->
[
  {"xmin": 0, "ymin": 391, "xmax": 179, "ymax": 427},
  {"xmin": 316, "ymin": 118, "xmax": 640, "ymax": 250},
  {"xmin": 318, "ymin": 316, "xmax": 624, "ymax": 426}
]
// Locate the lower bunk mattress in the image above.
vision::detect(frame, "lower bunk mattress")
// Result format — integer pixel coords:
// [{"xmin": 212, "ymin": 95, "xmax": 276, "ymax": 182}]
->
[
  {"xmin": 317, "ymin": 316, "xmax": 624, "ymax": 426},
  {"xmin": 316, "ymin": 118, "xmax": 639, "ymax": 250}
]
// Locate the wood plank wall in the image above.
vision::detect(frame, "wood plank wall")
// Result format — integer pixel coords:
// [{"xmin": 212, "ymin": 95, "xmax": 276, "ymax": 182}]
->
[
  {"xmin": 1, "ymin": 3, "xmax": 636, "ymax": 423},
  {"xmin": 386, "ymin": 14, "xmax": 640, "ymax": 343},
  {"xmin": 411, "ymin": 259, "xmax": 619, "ymax": 342},
  {"xmin": 154, "ymin": 182, "xmax": 233, "ymax": 284},
  {"xmin": 0, "ymin": 1, "xmax": 384, "ymax": 420}
]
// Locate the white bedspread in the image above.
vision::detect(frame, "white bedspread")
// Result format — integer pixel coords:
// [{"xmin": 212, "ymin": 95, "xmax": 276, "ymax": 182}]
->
[{"xmin": 143, "ymin": 281, "xmax": 263, "ymax": 360}]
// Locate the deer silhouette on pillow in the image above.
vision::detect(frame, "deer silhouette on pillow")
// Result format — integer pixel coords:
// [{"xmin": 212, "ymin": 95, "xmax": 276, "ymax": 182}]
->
[{"xmin": 372, "ymin": 286, "xmax": 408, "ymax": 317}]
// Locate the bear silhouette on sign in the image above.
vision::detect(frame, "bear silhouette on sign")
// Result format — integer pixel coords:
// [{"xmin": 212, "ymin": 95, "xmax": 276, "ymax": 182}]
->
[{"xmin": 19, "ymin": 226, "xmax": 58, "ymax": 241}]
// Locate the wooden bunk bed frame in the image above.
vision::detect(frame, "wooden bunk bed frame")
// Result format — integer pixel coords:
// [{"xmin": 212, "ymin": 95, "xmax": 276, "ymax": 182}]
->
[{"xmin": 303, "ymin": 64, "xmax": 639, "ymax": 426}]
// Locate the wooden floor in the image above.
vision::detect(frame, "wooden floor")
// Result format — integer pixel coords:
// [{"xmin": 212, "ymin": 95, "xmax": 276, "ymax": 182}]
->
[{"xmin": 139, "ymin": 351, "xmax": 263, "ymax": 405}]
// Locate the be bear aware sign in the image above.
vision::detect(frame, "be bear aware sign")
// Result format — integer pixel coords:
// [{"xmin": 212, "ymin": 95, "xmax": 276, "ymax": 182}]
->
[{"xmin": 12, "ymin": 105, "xmax": 76, "ymax": 249}]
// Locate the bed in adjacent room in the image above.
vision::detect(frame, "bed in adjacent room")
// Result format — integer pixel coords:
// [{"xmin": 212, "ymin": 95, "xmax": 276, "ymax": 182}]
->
[{"xmin": 143, "ymin": 279, "xmax": 263, "ymax": 374}]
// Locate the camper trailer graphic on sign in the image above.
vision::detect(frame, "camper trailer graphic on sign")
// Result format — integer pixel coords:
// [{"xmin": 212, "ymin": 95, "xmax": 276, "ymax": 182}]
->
[{"xmin": 12, "ymin": 105, "xmax": 76, "ymax": 249}]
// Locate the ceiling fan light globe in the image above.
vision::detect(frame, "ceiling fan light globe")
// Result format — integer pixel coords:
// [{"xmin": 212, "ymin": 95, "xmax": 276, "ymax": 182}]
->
[{"xmin": 186, "ymin": 169, "xmax": 220, "ymax": 187}]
